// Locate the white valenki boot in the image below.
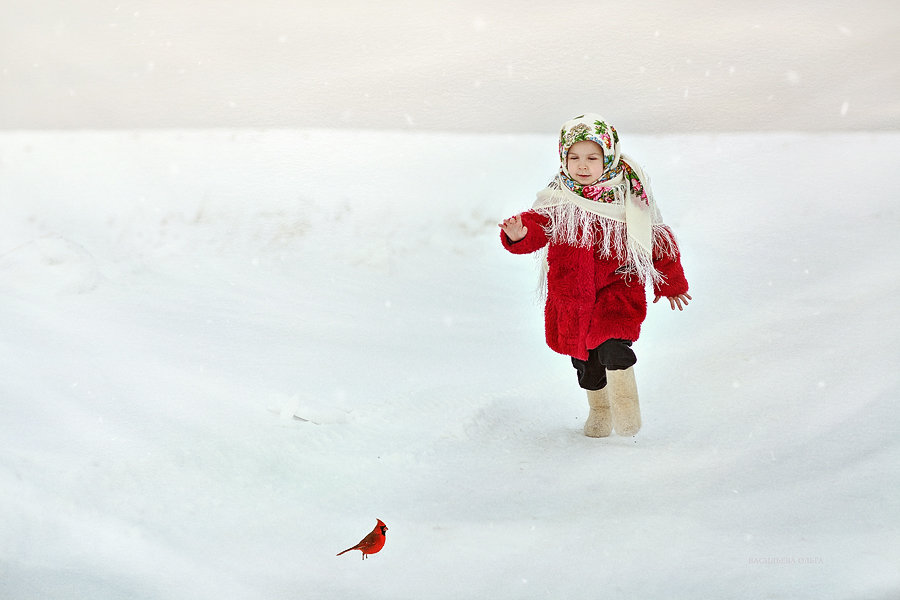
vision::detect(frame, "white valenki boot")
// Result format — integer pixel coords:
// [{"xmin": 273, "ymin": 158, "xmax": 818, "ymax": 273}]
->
[
  {"xmin": 608, "ymin": 367, "xmax": 641, "ymax": 436},
  {"xmin": 584, "ymin": 387, "xmax": 612, "ymax": 438}
]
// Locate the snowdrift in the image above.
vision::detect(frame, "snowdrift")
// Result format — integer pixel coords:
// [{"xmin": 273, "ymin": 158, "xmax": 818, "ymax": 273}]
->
[{"xmin": 1, "ymin": 129, "xmax": 898, "ymax": 599}]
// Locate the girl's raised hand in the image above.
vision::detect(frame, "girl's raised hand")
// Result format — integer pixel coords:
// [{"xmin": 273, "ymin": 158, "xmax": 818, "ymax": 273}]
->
[
  {"xmin": 653, "ymin": 293, "xmax": 692, "ymax": 311},
  {"xmin": 499, "ymin": 215, "xmax": 527, "ymax": 242}
]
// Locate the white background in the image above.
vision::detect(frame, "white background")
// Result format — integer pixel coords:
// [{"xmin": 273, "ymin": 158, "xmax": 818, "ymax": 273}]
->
[{"xmin": 1, "ymin": 0, "xmax": 898, "ymax": 132}]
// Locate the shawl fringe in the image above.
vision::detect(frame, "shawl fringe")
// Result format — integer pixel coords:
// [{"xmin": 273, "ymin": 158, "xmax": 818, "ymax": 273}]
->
[{"xmin": 532, "ymin": 208, "xmax": 678, "ymax": 300}]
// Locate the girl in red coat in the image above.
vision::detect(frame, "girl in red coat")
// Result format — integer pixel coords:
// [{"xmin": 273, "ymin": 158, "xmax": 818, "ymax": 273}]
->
[{"xmin": 499, "ymin": 114, "xmax": 690, "ymax": 438}]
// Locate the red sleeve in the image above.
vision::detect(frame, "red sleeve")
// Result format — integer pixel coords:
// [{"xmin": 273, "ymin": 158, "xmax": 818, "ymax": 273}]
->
[
  {"xmin": 652, "ymin": 225, "xmax": 689, "ymax": 297},
  {"xmin": 500, "ymin": 210, "xmax": 550, "ymax": 255}
]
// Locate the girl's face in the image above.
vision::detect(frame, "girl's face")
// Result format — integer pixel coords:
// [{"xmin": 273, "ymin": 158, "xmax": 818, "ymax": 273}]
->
[{"xmin": 566, "ymin": 140, "xmax": 605, "ymax": 185}]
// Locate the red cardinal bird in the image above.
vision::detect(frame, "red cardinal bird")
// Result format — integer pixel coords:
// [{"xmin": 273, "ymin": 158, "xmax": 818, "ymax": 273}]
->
[{"xmin": 336, "ymin": 519, "xmax": 388, "ymax": 560}]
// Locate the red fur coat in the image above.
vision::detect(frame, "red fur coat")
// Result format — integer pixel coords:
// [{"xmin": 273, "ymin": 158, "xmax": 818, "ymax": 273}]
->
[{"xmin": 502, "ymin": 210, "xmax": 688, "ymax": 361}]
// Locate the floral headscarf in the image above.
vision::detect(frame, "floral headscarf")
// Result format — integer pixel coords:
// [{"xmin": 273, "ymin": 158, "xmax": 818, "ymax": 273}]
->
[{"xmin": 557, "ymin": 114, "xmax": 649, "ymax": 206}]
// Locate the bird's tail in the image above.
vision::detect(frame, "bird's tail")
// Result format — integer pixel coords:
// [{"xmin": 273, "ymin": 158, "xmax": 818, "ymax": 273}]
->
[{"xmin": 336, "ymin": 546, "xmax": 355, "ymax": 556}]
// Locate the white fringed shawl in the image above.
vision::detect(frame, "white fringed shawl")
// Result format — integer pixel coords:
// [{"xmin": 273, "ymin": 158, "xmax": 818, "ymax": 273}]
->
[
  {"xmin": 532, "ymin": 162, "xmax": 674, "ymax": 287},
  {"xmin": 531, "ymin": 113, "xmax": 677, "ymax": 291}
]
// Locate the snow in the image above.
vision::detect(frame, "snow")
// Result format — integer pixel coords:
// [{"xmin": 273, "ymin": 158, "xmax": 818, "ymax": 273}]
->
[{"xmin": 1, "ymin": 129, "xmax": 898, "ymax": 599}]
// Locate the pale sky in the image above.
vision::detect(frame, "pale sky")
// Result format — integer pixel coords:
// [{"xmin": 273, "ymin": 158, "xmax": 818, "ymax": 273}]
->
[{"xmin": 1, "ymin": 0, "xmax": 897, "ymax": 132}]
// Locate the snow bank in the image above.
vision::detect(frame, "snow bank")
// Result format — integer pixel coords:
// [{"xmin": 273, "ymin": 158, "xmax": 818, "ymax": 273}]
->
[{"xmin": 1, "ymin": 129, "xmax": 897, "ymax": 599}]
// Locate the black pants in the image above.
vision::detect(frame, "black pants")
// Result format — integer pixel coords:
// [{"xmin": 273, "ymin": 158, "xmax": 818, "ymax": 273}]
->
[{"xmin": 571, "ymin": 338, "xmax": 637, "ymax": 391}]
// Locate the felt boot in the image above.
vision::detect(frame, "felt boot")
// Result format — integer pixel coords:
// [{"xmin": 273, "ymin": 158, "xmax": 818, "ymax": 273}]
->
[
  {"xmin": 609, "ymin": 367, "xmax": 641, "ymax": 436},
  {"xmin": 584, "ymin": 387, "xmax": 612, "ymax": 438}
]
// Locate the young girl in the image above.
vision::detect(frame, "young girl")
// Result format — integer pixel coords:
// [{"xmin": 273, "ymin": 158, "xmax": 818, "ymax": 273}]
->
[{"xmin": 499, "ymin": 113, "xmax": 690, "ymax": 438}]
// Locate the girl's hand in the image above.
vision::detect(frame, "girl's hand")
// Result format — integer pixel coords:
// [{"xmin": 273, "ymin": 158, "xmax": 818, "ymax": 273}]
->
[
  {"xmin": 499, "ymin": 215, "xmax": 528, "ymax": 242},
  {"xmin": 654, "ymin": 293, "xmax": 692, "ymax": 311}
]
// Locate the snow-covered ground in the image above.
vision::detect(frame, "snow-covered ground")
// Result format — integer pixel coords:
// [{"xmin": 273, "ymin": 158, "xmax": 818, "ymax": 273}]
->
[{"xmin": 1, "ymin": 129, "xmax": 898, "ymax": 599}]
